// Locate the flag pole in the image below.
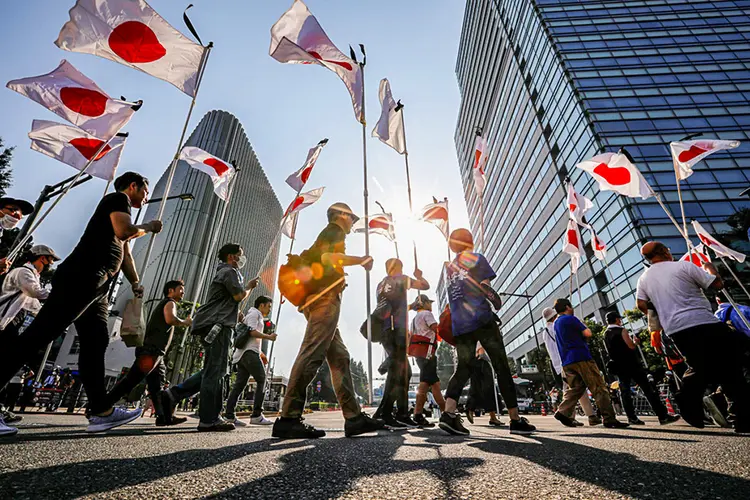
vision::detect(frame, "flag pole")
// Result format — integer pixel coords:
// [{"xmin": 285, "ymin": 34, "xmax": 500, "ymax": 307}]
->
[
  {"xmin": 574, "ymin": 268, "xmax": 583, "ymax": 311},
  {"xmin": 717, "ymin": 255, "xmax": 750, "ymax": 302},
  {"xmin": 139, "ymin": 42, "xmax": 213, "ymax": 277},
  {"xmin": 399, "ymin": 104, "xmax": 418, "ymax": 270},
  {"xmin": 480, "ymin": 193, "xmax": 486, "ymax": 252},
  {"xmin": 445, "ymin": 197, "xmax": 451, "ymax": 262},
  {"xmin": 602, "ymin": 257, "xmax": 648, "ymax": 367}
]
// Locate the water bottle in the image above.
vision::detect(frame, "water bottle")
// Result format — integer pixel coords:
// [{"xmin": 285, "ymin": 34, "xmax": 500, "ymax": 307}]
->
[{"xmin": 204, "ymin": 324, "xmax": 222, "ymax": 345}]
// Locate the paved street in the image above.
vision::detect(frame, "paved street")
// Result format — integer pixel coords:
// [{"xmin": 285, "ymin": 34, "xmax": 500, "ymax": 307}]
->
[{"xmin": 0, "ymin": 411, "xmax": 748, "ymax": 499}]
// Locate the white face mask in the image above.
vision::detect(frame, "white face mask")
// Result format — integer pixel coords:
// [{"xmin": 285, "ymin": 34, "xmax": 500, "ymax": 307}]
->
[
  {"xmin": 0, "ymin": 214, "xmax": 20, "ymax": 230},
  {"xmin": 237, "ymin": 255, "xmax": 247, "ymax": 269}
]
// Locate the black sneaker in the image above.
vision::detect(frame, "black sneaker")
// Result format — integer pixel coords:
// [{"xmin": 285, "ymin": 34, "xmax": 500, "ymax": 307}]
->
[
  {"xmin": 160, "ymin": 390, "xmax": 179, "ymax": 421},
  {"xmin": 572, "ymin": 419, "xmax": 585, "ymax": 427},
  {"xmin": 381, "ymin": 414, "xmax": 408, "ymax": 430},
  {"xmin": 439, "ymin": 412, "xmax": 470, "ymax": 436},
  {"xmin": 156, "ymin": 415, "xmax": 188, "ymax": 426},
  {"xmin": 554, "ymin": 411, "xmax": 577, "ymax": 428},
  {"xmin": 272, "ymin": 417, "xmax": 326, "ymax": 439},
  {"xmin": 197, "ymin": 420, "xmax": 235, "ymax": 432},
  {"xmin": 628, "ymin": 418, "xmax": 646, "ymax": 426},
  {"xmin": 1, "ymin": 410, "xmax": 22, "ymax": 424},
  {"xmin": 345, "ymin": 412, "xmax": 385, "ymax": 437},
  {"xmin": 413, "ymin": 413, "xmax": 435, "ymax": 428},
  {"xmin": 394, "ymin": 414, "xmax": 419, "ymax": 429},
  {"xmin": 603, "ymin": 420, "xmax": 630, "ymax": 429},
  {"xmin": 464, "ymin": 409, "xmax": 474, "ymax": 424},
  {"xmin": 659, "ymin": 414, "xmax": 681, "ymax": 426},
  {"xmin": 488, "ymin": 419, "xmax": 506, "ymax": 427},
  {"xmin": 588, "ymin": 415, "xmax": 602, "ymax": 426},
  {"xmin": 510, "ymin": 416, "xmax": 536, "ymax": 435}
]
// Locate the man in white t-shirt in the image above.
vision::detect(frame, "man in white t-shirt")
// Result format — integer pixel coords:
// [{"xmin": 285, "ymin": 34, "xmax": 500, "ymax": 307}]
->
[
  {"xmin": 224, "ymin": 296, "xmax": 277, "ymax": 426},
  {"xmin": 636, "ymin": 241, "xmax": 749, "ymax": 434},
  {"xmin": 541, "ymin": 307, "xmax": 600, "ymax": 426},
  {"xmin": 409, "ymin": 294, "xmax": 445, "ymax": 427}
]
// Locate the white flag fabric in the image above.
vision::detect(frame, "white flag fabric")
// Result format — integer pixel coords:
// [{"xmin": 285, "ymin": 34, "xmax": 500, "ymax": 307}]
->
[
  {"xmin": 179, "ymin": 146, "xmax": 236, "ymax": 201},
  {"xmin": 670, "ymin": 139, "xmax": 741, "ymax": 180},
  {"xmin": 353, "ymin": 213, "xmax": 396, "ymax": 241},
  {"xmin": 691, "ymin": 220, "xmax": 746, "ymax": 263},
  {"xmin": 576, "ymin": 152, "xmax": 652, "ymax": 199},
  {"xmin": 281, "ymin": 186, "xmax": 325, "ymax": 238},
  {"xmin": 29, "ymin": 119, "xmax": 126, "ymax": 181},
  {"xmin": 562, "ymin": 218, "xmax": 584, "ymax": 273},
  {"xmin": 567, "ymin": 182, "xmax": 593, "ymax": 225},
  {"xmin": 419, "ymin": 198, "xmax": 449, "ymax": 240},
  {"xmin": 372, "ymin": 79, "xmax": 405, "ymax": 154},
  {"xmin": 473, "ymin": 134, "xmax": 488, "ymax": 196},
  {"xmin": 285, "ymin": 139, "xmax": 327, "ymax": 192},
  {"xmin": 55, "ymin": 0, "xmax": 204, "ymax": 97},
  {"xmin": 7, "ymin": 60, "xmax": 137, "ymax": 141},
  {"xmin": 590, "ymin": 229, "xmax": 607, "ymax": 261},
  {"xmin": 270, "ymin": 0, "xmax": 363, "ymax": 123},
  {"xmin": 680, "ymin": 244, "xmax": 712, "ymax": 267}
]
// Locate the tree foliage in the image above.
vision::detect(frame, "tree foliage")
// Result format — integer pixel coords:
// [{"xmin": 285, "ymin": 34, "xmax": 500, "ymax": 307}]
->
[{"xmin": 0, "ymin": 137, "xmax": 13, "ymax": 197}]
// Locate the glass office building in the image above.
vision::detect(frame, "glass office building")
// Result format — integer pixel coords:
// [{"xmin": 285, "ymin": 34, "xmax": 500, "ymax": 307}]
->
[{"xmin": 454, "ymin": 0, "xmax": 750, "ymax": 363}]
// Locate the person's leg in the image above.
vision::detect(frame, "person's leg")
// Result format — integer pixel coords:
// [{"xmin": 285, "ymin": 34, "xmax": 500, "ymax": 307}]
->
[
  {"xmin": 74, "ymin": 297, "xmax": 114, "ymax": 415},
  {"xmin": 707, "ymin": 324, "xmax": 750, "ymax": 427},
  {"xmin": 578, "ymin": 360, "xmax": 617, "ymax": 423},
  {"xmin": 479, "ymin": 324, "xmax": 519, "ymax": 419},
  {"xmin": 444, "ymin": 335, "xmax": 475, "ymax": 413},
  {"xmin": 326, "ymin": 328, "xmax": 361, "ymax": 419},
  {"xmin": 245, "ymin": 351, "xmax": 267, "ymax": 418},
  {"xmin": 431, "ymin": 383, "xmax": 446, "ymax": 411},
  {"xmin": 415, "ymin": 381, "xmax": 429, "ymax": 415},
  {"xmin": 170, "ymin": 371, "xmax": 203, "ymax": 402},
  {"xmin": 104, "ymin": 358, "xmax": 149, "ymax": 409},
  {"xmin": 670, "ymin": 327, "xmax": 708, "ymax": 426},
  {"xmin": 376, "ymin": 336, "xmax": 396, "ymax": 417},
  {"xmin": 225, "ymin": 354, "xmax": 252, "ymax": 420},
  {"xmin": 630, "ymin": 367, "xmax": 668, "ymax": 420},
  {"xmin": 578, "ymin": 393, "xmax": 595, "ymax": 417},
  {"xmin": 558, "ymin": 364, "xmax": 588, "ymax": 418},
  {"xmin": 617, "ymin": 372, "xmax": 638, "ymax": 421},
  {"xmin": 198, "ymin": 326, "xmax": 231, "ymax": 425},
  {"xmin": 393, "ymin": 343, "xmax": 410, "ymax": 416}
]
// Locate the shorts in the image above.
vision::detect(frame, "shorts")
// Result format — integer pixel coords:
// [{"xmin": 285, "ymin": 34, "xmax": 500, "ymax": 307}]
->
[{"xmin": 416, "ymin": 356, "xmax": 439, "ymax": 385}]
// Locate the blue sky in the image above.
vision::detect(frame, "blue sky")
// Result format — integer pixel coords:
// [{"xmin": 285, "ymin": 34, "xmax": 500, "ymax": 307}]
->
[{"xmin": 0, "ymin": 1, "xmax": 470, "ymax": 383}]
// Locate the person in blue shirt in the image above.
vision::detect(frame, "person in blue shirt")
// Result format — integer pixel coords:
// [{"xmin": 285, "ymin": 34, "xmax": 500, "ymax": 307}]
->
[
  {"xmin": 715, "ymin": 297, "xmax": 750, "ymax": 338},
  {"xmin": 438, "ymin": 228, "xmax": 535, "ymax": 437},
  {"xmin": 553, "ymin": 298, "xmax": 628, "ymax": 429}
]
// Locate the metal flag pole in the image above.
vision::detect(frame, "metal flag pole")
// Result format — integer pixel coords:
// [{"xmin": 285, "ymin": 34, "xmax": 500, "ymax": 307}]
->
[
  {"xmin": 445, "ymin": 197, "xmax": 451, "ymax": 262},
  {"xmin": 139, "ymin": 42, "xmax": 213, "ymax": 277},
  {"xmin": 718, "ymin": 255, "xmax": 750, "ymax": 302},
  {"xmin": 398, "ymin": 103, "xmax": 418, "ymax": 270},
  {"xmin": 574, "ymin": 266, "xmax": 583, "ymax": 311},
  {"xmin": 602, "ymin": 257, "xmax": 648, "ymax": 368}
]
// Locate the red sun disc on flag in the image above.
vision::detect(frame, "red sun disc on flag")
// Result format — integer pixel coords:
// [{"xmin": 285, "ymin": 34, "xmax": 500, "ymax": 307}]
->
[
  {"xmin": 60, "ymin": 87, "xmax": 108, "ymax": 117},
  {"xmin": 698, "ymin": 233, "xmax": 715, "ymax": 247},
  {"xmin": 285, "ymin": 196, "xmax": 304, "ymax": 217},
  {"xmin": 595, "ymin": 238, "xmax": 606, "ymax": 251},
  {"xmin": 69, "ymin": 138, "xmax": 112, "ymax": 161},
  {"xmin": 425, "ymin": 207, "xmax": 448, "ymax": 221},
  {"xmin": 109, "ymin": 21, "xmax": 167, "ymax": 63},
  {"xmin": 369, "ymin": 218, "xmax": 390, "ymax": 230},
  {"xmin": 593, "ymin": 163, "xmax": 631, "ymax": 186},
  {"xmin": 678, "ymin": 145, "xmax": 709, "ymax": 163},
  {"xmin": 567, "ymin": 228, "xmax": 579, "ymax": 247},
  {"xmin": 300, "ymin": 165, "xmax": 314, "ymax": 184},
  {"xmin": 306, "ymin": 51, "xmax": 353, "ymax": 71},
  {"xmin": 203, "ymin": 157, "xmax": 229, "ymax": 176}
]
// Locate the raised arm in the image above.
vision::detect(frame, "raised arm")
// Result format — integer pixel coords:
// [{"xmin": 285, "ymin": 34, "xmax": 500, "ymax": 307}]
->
[
  {"xmin": 111, "ymin": 212, "xmax": 162, "ymax": 241},
  {"xmin": 322, "ymin": 253, "xmax": 373, "ymax": 270},
  {"xmin": 409, "ymin": 269, "xmax": 430, "ymax": 291},
  {"xmin": 164, "ymin": 301, "xmax": 192, "ymax": 327}
]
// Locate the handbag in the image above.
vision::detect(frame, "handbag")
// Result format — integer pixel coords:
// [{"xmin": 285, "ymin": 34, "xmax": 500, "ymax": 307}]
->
[
  {"xmin": 437, "ymin": 304, "xmax": 456, "ymax": 346},
  {"xmin": 359, "ymin": 298, "xmax": 390, "ymax": 344},
  {"xmin": 233, "ymin": 322, "xmax": 252, "ymax": 349},
  {"xmin": 120, "ymin": 297, "xmax": 146, "ymax": 348}
]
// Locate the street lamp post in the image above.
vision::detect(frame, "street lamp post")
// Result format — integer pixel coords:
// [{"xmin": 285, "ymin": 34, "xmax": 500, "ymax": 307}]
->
[{"xmin": 498, "ymin": 291, "xmax": 548, "ymax": 391}]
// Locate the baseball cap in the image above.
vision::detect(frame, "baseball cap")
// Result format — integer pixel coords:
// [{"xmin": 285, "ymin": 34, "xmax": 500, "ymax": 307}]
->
[
  {"xmin": 31, "ymin": 244, "xmax": 61, "ymax": 261},
  {"xmin": 0, "ymin": 196, "xmax": 34, "ymax": 215},
  {"xmin": 327, "ymin": 202, "xmax": 360, "ymax": 224},
  {"xmin": 542, "ymin": 307, "xmax": 557, "ymax": 322},
  {"xmin": 409, "ymin": 294, "xmax": 434, "ymax": 311},
  {"xmin": 605, "ymin": 310, "xmax": 622, "ymax": 324}
]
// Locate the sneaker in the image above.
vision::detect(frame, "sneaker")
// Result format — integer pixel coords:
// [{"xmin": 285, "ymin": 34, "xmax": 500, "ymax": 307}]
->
[
  {"xmin": 0, "ymin": 417, "xmax": 18, "ymax": 437},
  {"xmin": 464, "ymin": 409, "xmax": 475, "ymax": 424},
  {"xmin": 160, "ymin": 390, "xmax": 179, "ymax": 419},
  {"xmin": 86, "ymin": 407, "xmax": 143, "ymax": 433},
  {"xmin": 510, "ymin": 416, "xmax": 536, "ymax": 435},
  {"xmin": 704, "ymin": 396, "xmax": 731, "ymax": 428},
  {"xmin": 2, "ymin": 410, "xmax": 22, "ymax": 424},
  {"xmin": 554, "ymin": 411, "xmax": 577, "ymax": 428},
  {"xmin": 345, "ymin": 412, "xmax": 386, "ymax": 437},
  {"xmin": 155, "ymin": 415, "xmax": 188, "ymax": 427},
  {"xmin": 659, "ymin": 414, "xmax": 681, "ymax": 426},
  {"xmin": 488, "ymin": 419, "xmax": 506, "ymax": 427},
  {"xmin": 588, "ymin": 415, "xmax": 602, "ymax": 426},
  {"xmin": 226, "ymin": 417, "xmax": 249, "ymax": 427},
  {"xmin": 572, "ymin": 419, "xmax": 585, "ymax": 427},
  {"xmin": 272, "ymin": 416, "xmax": 326, "ymax": 439},
  {"xmin": 628, "ymin": 418, "xmax": 646, "ymax": 426},
  {"xmin": 381, "ymin": 414, "xmax": 408, "ymax": 430},
  {"xmin": 197, "ymin": 420, "xmax": 235, "ymax": 432},
  {"xmin": 603, "ymin": 420, "xmax": 630, "ymax": 429},
  {"xmin": 439, "ymin": 412, "xmax": 470, "ymax": 436},
  {"xmin": 413, "ymin": 413, "xmax": 435, "ymax": 428},
  {"xmin": 394, "ymin": 414, "xmax": 419, "ymax": 429},
  {"xmin": 249, "ymin": 414, "xmax": 273, "ymax": 425}
]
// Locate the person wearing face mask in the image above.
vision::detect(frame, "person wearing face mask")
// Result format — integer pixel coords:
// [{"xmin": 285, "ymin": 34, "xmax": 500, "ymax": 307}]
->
[
  {"xmin": 162, "ymin": 243, "xmax": 259, "ymax": 432},
  {"xmin": 0, "ymin": 196, "xmax": 36, "ymax": 275},
  {"xmin": 0, "ymin": 172, "xmax": 162, "ymax": 436}
]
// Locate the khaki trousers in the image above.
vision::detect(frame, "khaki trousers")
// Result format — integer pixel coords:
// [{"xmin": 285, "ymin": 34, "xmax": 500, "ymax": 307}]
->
[{"xmin": 558, "ymin": 359, "xmax": 616, "ymax": 423}]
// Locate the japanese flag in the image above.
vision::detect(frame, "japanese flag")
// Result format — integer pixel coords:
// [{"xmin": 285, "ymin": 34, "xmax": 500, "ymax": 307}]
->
[
  {"xmin": 285, "ymin": 139, "xmax": 328, "ymax": 192},
  {"xmin": 372, "ymin": 79, "xmax": 405, "ymax": 154},
  {"xmin": 691, "ymin": 220, "xmax": 746, "ymax": 263},
  {"xmin": 55, "ymin": 0, "xmax": 204, "ymax": 97},
  {"xmin": 29, "ymin": 119, "xmax": 126, "ymax": 181},
  {"xmin": 670, "ymin": 139, "xmax": 740, "ymax": 181},
  {"xmin": 567, "ymin": 182, "xmax": 593, "ymax": 225},
  {"xmin": 419, "ymin": 198, "xmax": 449, "ymax": 240},
  {"xmin": 178, "ymin": 147, "xmax": 235, "ymax": 201},
  {"xmin": 680, "ymin": 244, "xmax": 712, "ymax": 267},
  {"xmin": 270, "ymin": 0, "xmax": 363, "ymax": 123},
  {"xmin": 7, "ymin": 60, "xmax": 138, "ymax": 141},
  {"xmin": 562, "ymin": 218, "xmax": 584, "ymax": 273},
  {"xmin": 353, "ymin": 213, "xmax": 396, "ymax": 242},
  {"xmin": 473, "ymin": 134, "xmax": 488, "ymax": 196},
  {"xmin": 281, "ymin": 187, "xmax": 325, "ymax": 238},
  {"xmin": 590, "ymin": 229, "xmax": 608, "ymax": 261},
  {"xmin": 576, "ymin": 152, "xmax": 653, "ymax": 199}
]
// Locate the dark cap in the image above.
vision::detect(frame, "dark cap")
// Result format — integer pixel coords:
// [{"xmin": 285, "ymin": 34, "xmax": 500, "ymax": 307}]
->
[
  {"xmin": 409, "ymin": 294, "xmax": 434, "ymax": 311},
  {"xmin": 0, "ymin": 197, "xmax": 34, "ymax": 215},
  {"xmin": 605, "ymin": 311, "xmax": 622, "ymax": 324}
]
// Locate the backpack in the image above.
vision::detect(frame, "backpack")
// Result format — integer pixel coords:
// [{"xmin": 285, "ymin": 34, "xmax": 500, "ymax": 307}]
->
[
  {"xmin": 278, "ymin": 252, "xmax": 344, "ymax": 308},
  {"xmin": 437, "ymin": 304, "xmax": 456, "ymax": 346},
  {"xmin": 359, "ymin": 298, "xmax": 389, "ymax": 344},
  {"xmin": 233, "ymin": 322, "xmax": 252, "ymax": 349}
]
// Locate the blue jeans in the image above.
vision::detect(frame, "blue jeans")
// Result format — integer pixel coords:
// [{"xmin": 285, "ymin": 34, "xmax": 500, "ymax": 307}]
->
[{"xmin": 171, "ymin": 325, "xmax": 232, "ymax": 424}]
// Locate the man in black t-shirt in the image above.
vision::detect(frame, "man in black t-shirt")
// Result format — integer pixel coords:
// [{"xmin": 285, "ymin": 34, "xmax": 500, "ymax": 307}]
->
[
  {"xmin": 0, "ymin": 172, "xmax": 163, "ymax": 434},
  {"xmin": 273, "ymin": 202, "xmax": 384, "ymax": 439},
  {"xmin": 604, "ymin": 311, "xmax": 679, "ymax": 426}
]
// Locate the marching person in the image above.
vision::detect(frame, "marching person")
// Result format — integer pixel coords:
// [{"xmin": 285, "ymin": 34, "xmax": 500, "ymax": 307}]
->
[
  {"xmin": 637, "ymin": 241, "xmax": 750, "ymax": 434},
  {"xmin": 224, "ymin": 295, "xmax": 277, "ymax": 426},
  {"xmin": 552, "ymin": 298, "xmax": 629, "ymax": 429},
  {"xmin": 163, "ymin": 243, "xmax": 259, "ymax": 432},
  {"xmin": 409, "ymin": 294, "xmax": 445, "ymax": 428},
  {"xmin": 103, "ymin": 279, "xmax": 192, "ymax": 427},
  {"xmin": 603, "ymin": 311, "xmax": 680, "ymax": 426},
  {"xmin": 541, "ymin": 307, "xmax": 601, "ymax": 427},
  {"xmin": 272, "ymin": 202, "xmax": 384, "ymax": 439},
  {"xmin": 0, "ymin": 195, "xmax": 35, "ymax": 275},
  {"xmin": 0, "ymin": 171, "xmax": 162, "ymax": 434},
  {"xmin": 373, "ymin": 258, "xmax": 430, "ymax": 429},
  {"xmin": 465, "ymin": 343, "xmax": 505, "ymax": 427},
  {"xmin": 715, "ymin": 296, "xmax": 750, "ymax": 339},
  {"xmin": 438, "ymin": 228, "xmax": 536, "ymax": 436}
]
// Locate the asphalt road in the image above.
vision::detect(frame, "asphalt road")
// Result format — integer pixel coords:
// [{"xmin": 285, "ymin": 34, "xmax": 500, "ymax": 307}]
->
[{"xmin": 0, "ymin": 411, "xmax": 748, "ymax": 499}]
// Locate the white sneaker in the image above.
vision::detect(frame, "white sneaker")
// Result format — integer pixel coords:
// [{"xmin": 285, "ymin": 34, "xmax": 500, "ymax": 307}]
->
[
  {"xmin": 228, "ymin": 417, "xmax": 249, "ymax": 427},
  {"xmin": 87, "ymin": 407, "xmax": 143, "ymax": 433},
  {"xmin": 250, "ymin": 414, "xmax": 273, "ymax": 425},
  {"xmin": 0, "ymin": 417, "xmax": 18, "ymax": 437}
]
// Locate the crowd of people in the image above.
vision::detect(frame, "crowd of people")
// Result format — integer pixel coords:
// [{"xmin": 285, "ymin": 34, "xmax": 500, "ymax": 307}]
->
[{"xmin": 0, "ymin": 170, "xmax": 748, "ymax": 438}]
